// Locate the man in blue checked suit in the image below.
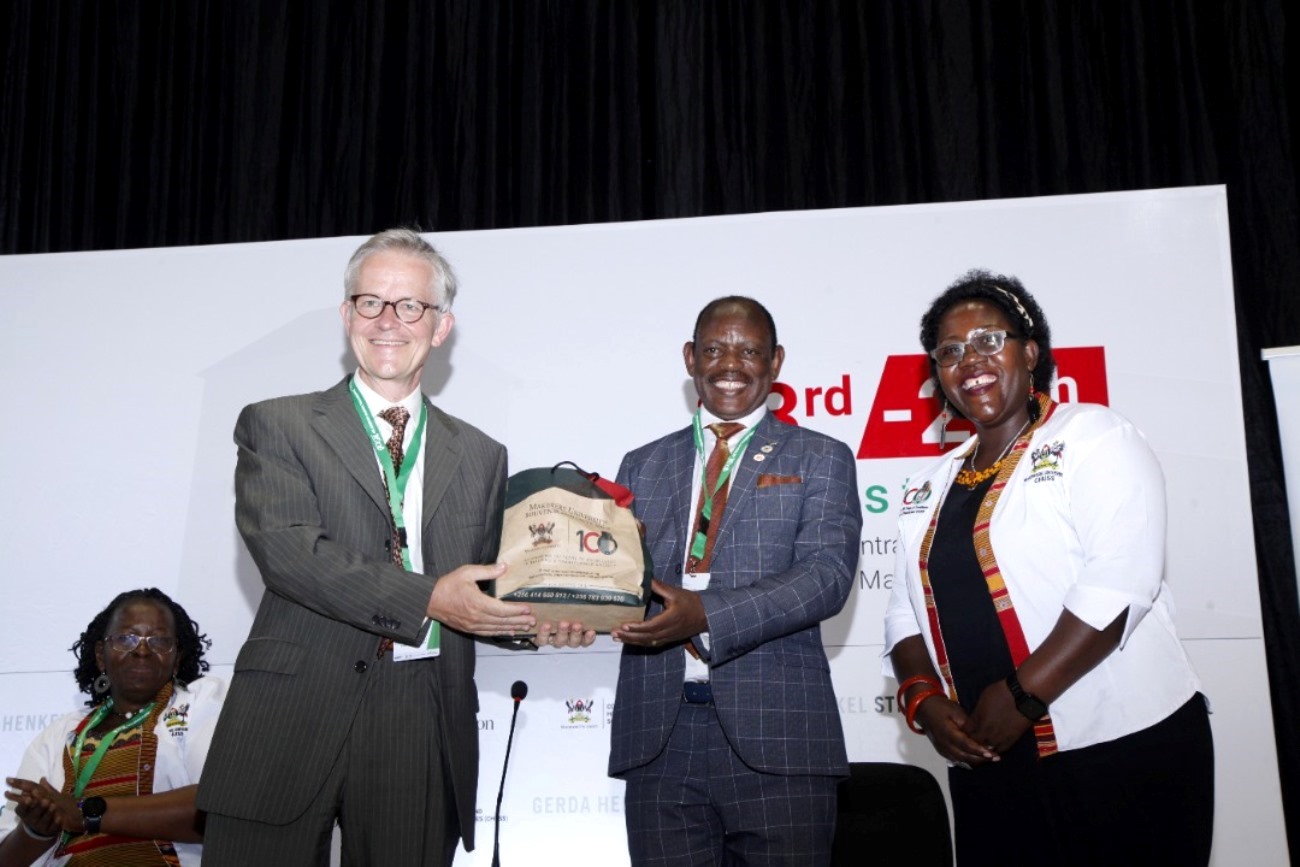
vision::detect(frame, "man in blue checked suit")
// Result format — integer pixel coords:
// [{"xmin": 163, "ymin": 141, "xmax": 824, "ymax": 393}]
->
[{"xmin": 610, "ymin": 296, "xmax": 862, "ymax": 866}]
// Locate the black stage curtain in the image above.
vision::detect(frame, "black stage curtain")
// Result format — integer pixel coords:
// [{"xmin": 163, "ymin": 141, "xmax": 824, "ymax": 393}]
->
[{"xmin": 3, "ymin": 0, "xmax": 1298, "ymax": 853}]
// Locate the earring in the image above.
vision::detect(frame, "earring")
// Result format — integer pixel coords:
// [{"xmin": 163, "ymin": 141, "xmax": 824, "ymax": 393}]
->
[
  {"xmin": 939, "ymin": 402, "xmax": 950, "ymax": 451},
  {"xmin": 93, "ymin": 672, "xmax": 111, "ymax": 695}
]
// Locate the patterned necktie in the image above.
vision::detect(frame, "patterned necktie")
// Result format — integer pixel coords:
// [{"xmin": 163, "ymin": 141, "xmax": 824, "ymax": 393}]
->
[
  {"xmin": 687, "ymin": 422, "xmax": 745, "ymax": 572},
  {"xmin": 375, "ymin": 406, "xmax": 410, "ymax": 658},
  {"xmin": 378, "ymin": 406, "xmax": 410, "ymax": 480}
]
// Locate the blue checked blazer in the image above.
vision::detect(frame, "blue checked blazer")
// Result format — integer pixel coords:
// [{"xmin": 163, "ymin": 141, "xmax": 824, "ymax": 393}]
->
[{"xmin": 608, "ymin": 412, "xmax": 861, "ymax": 778}]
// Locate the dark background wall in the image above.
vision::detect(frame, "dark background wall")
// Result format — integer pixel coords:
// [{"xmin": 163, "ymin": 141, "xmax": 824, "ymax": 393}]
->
[{"xmin": 3, "ymin": 0, "xmax": 1296, "ymax": 853}]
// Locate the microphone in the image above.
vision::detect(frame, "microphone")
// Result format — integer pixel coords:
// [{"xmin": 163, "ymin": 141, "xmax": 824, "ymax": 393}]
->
[{"xmin": 492, "ymin": 680, "xmax": 528, "ymax": 867}]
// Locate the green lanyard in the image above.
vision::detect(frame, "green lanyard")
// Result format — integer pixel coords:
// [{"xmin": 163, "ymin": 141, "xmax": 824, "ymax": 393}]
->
[
  {"xmin": 348, "ymin": 379, "xmax": 428, "ymax": 572},
  {"xmin": 60, "ymin": 700, "xmax": 154, "ymax": 844},
  {"xmin": 688, "ymin": 412, "xmax": 757, "ymax": 563},
  {"xmin": 349, "ymin": 379, "xmax": 439, "ymax": 653}
]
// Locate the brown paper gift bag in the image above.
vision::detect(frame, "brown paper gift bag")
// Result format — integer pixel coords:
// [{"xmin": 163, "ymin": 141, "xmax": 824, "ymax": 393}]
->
[{"xmin": 494, "ymin": 463, "xmax": 652, "ymax": 634}]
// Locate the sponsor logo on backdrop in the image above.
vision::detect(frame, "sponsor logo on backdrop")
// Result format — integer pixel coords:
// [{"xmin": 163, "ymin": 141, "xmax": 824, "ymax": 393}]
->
[
  {"xmin": 533, "ymin": 795, "xmax": 624, "ymax": 815},
  {"xmin": 1, "ymin": 712, "xmax": 64, "ymax": 733},
  {"xmin": 552, "ymin": 699, "xmax": 611, "ymax": 730},
  {"xmin": 475, "ymin": 807, "xmax": 509, "ymax": 824},
  {"xmin": 838, "ymin": 694, "xmax": 905, "ymax": 714},
  {"xmin": 564, "ymin": 698, "xmax": 596, "ymax": 727}
]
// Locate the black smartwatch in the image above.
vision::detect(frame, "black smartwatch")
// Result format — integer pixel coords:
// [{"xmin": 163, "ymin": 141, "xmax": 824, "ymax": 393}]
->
[
  {"xmin": 1006, "ymin": 671, "xmax": 1048, "ymax": 721},
  {"xmin": 79, "ymin": 796, "xmax": 107, "ymax": 834}
]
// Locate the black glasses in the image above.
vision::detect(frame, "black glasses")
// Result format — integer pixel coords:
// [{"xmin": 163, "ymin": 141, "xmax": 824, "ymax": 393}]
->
[
  {"xmin": 349, "ymin": 294, "xmax": 439, "ymax": 323},
  {"xmin": 105, "ymin": 633, "xmax": 177, "ymax": 654},
  {"xmin": 930, "ymin": 329, "xmax": 1021, "ymax": 367}
]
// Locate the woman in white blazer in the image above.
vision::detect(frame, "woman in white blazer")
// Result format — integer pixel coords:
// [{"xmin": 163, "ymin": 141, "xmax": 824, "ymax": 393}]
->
[{"xmin": 884, "ymin": 271, "xmax": 1213, "ymax": 866}]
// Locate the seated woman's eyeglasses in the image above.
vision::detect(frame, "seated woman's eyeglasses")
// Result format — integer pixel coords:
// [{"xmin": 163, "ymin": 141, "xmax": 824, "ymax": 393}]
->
[
  {"xmin": 106, "ymin": 633, "xmax": 177, "ymax": 654},
  {"xmin": 350, "ymin": 294, "xmax": 438, "ymax": 323},
  {"xmin": 930, "ymin": 329, "xmax": 1021, "ymax": 367}
]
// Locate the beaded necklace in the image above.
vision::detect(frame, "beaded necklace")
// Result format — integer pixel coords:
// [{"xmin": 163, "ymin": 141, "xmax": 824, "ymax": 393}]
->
[{"xmin": 954, "ymin": 417, "xmax": 1031, "ymax": 489}]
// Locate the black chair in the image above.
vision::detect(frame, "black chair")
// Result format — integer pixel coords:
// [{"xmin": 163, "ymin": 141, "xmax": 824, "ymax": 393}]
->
[{"xmin": 831, "ymin": 762, "xmax": 952, "ymax": 866}]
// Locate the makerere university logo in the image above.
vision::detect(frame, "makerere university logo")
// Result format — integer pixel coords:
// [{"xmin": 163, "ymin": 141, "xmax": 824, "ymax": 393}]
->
[
  {"xmin": 529, "ymin": 522, "xmax": 556, "ymax": 546},
  {"xmin": 563, "ymin": 698, "xmax": 597, "ymax": 727}
]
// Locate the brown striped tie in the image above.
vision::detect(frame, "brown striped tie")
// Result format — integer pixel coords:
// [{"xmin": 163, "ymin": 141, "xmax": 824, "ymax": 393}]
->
[{"xmin": 687, "ymin": 422, "xmax": 745, "ymax": 572}]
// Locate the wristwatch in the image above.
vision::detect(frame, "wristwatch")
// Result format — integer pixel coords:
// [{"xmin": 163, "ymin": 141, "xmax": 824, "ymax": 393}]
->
[
  {"xmin": 79, "ymin": 796, "xmax": 107, "ymax": 834},
  {"xmin": 1006, "ymin": 671, "xmax": 1048, "ymax": 721}
]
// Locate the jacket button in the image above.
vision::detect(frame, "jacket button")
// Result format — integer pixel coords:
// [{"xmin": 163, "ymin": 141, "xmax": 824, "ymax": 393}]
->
[{"xmin": 354, "ymin": 660, "xmax": 368, "ymax": 673}]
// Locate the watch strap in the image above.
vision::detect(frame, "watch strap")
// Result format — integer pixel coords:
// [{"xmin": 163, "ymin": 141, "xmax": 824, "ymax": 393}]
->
[
  {"xmin": 79, "ymin": 796, "xmax": 107, "ymax": 834},
  {"xmin": 1006, "ymin": 670, "xmax": 1048, "ymax": 721}
]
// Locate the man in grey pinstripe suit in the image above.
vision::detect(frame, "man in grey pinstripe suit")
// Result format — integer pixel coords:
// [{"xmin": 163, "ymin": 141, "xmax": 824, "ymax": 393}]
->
[
  {"xmin": 197, "ymin": 230, "xmax": 590, "ymax": 866},
  {"xmin": 610, "ymin": 297, "xmax": 862, "ymax": 866}
]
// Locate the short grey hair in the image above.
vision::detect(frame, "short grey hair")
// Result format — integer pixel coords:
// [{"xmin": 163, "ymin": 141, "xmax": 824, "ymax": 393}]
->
[{"xmin": 342, "ymin": 228, "xmax": 459, "ymax": 311}]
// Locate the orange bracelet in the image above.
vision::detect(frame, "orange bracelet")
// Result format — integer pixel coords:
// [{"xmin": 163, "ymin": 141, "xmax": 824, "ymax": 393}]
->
[
  {"xmin": 904, "ymin": 686, "xmax": 946, "ymax": 734},
  {"xmin": 896, "ymin": 674, "xmax": 943, "ymax": 713}
]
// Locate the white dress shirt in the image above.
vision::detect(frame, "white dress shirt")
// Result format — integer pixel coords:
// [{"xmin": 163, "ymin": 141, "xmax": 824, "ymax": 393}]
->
[
  {"xmin": 683, "ymin": 404, "xmax": 767, "ymax": 684},
  {"xmin": 352, "ymin": 372, "xmax": 438, "ymax": 657}
]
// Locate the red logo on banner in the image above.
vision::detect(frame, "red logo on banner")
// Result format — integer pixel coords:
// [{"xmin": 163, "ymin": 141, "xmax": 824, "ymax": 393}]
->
[{"xmin": 855, "ymin": 347, "xmax": 1109, "ymax": 459}]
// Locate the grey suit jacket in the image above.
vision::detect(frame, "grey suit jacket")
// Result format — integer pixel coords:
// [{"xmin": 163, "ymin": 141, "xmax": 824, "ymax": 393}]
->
[
  {"xmin": 196, "ymin": 376, "xmax": 506, "ymax": 849},
  {"xmin": 608, "ymin": 413, "xmax": 861, "ymax": 778}
]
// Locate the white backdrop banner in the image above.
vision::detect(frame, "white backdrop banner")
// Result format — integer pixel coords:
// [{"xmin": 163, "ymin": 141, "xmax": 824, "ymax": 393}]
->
[{"xmin": 0, "ymin": 187, "xmax": 1286, "ymax": 864}]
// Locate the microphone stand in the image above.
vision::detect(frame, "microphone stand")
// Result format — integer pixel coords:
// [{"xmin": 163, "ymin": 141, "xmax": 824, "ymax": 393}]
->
[{"xmin": 492, "ymin": 681, "xmax": 527, "ymax": 867}]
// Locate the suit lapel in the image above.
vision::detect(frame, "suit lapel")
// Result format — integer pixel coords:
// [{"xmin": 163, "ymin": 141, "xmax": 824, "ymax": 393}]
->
[
  {"xmin": 421, "ymin": 399, "xmax": 461, "ymax": 531},
  {"xmin": 313, "ymin": 377, "xmax": 389, "ymax": 514},
  {"xmin": 665, "ymin": 427, "xmax": 696, "ymax": 529},
  {"xmin": 313, "ymin": 377, "xmax": 462, "ymax": 523},
  {"xmin": 648, "ymin": 427, "xmax": 695, "ymax": 586}
]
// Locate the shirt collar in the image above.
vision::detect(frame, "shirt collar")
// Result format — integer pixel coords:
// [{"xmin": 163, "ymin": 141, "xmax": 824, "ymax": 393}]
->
[
  {"xmin": 698, "ymin": 404, "xmax": 767, "ymax": 440},
  {"xmin": 351, "ymin": 369, "xmax": 423, "ymax": 421}
]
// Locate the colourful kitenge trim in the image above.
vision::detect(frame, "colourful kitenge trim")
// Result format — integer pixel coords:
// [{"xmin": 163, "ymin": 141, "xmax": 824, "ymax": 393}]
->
[
  {"xmin": 57, "ymin": 682, "xmax": 181, "ymax": 866},
  {"xmin": 918, "ymin": 393, "xmax": 1060, "ymax": 758}
]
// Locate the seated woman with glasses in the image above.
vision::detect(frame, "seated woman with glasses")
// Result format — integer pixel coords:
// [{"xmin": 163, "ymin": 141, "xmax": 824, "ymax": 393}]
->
[
  {"xmin": 1, "ymin": 588, "xmax": 223, "ymax": 867},
  {"xmin": 883, "ymin": 270, "xmax": 1213, "ymax": 866}
]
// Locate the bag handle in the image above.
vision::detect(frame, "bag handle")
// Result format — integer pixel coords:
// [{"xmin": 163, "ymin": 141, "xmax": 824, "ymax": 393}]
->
[{"xmin": 551, "ymin": 461, "xmax": 635, "ymax": 508}]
